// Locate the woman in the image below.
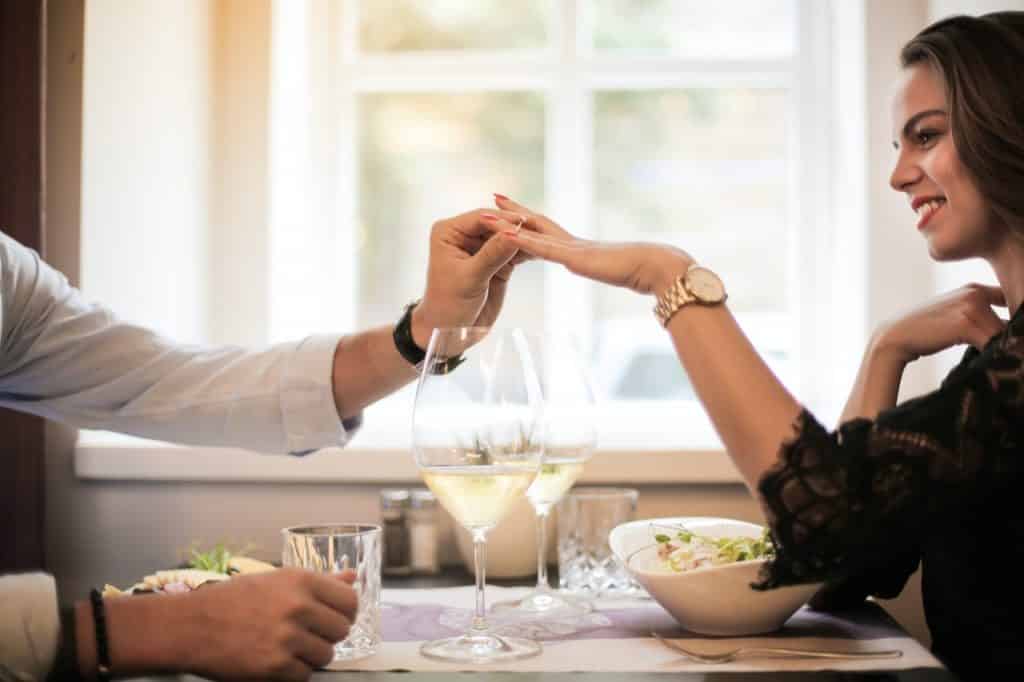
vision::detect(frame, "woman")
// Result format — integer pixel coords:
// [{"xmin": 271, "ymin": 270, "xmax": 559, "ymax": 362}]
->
[{"xmin": 482, "ymin": 12, "xmax": 1024, "ymax": 679}]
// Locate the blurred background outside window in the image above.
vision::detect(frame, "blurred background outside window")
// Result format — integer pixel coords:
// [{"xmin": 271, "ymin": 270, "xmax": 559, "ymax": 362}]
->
[{"xmin": 81, "ymin": 0, "xmax": 839, "ymax": 452}]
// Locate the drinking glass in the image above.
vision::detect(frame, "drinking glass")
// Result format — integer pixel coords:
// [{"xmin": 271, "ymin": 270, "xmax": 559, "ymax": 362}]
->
[
  {"xmin": 412, "ymin": 327, "xmax": 545, "ymax": 663},
  {"xmin": 495, "ymin": 332, "xmax": 597, "ymax": 615},
  {"xmin": 281, "ymin": 524, "xmax": 382, "ymax": 664},
  {"xmin": 558, "ymin": 488, "xmax": 641, "ymax": 596}
]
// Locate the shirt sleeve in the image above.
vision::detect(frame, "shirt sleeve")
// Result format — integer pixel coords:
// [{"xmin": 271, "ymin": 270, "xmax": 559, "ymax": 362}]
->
[
  {"xmin": 0, "ymin": 232, "xmax": 358, "ymax": 454},
  {"xmin": 0, "ymin": 573, "xmax": 60, "ymax": 681},
  {"xmin": 755, "ymin": 330, "xmax": 1024, "ymax": 590}
]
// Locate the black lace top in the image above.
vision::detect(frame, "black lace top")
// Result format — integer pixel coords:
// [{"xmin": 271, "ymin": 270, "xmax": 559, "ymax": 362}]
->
[{"xmin": 757, "ymin": 307, "xmax": 1024, "ymax": 677}]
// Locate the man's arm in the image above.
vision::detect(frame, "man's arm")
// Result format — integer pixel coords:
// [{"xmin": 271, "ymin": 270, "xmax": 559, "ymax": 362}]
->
[
  {"xmin": 0, "ymin": 574, "xmax": 60, "ymax": 681},
  {"xmin": 0, "ymin": 213, "xmax": 519, "ymax": 453}
]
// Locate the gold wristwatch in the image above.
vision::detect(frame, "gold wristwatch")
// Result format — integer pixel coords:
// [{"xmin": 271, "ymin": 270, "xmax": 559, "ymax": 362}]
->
[{"xmin": 653, "ymin": 264, "xmax": 727, "ymax": 327}]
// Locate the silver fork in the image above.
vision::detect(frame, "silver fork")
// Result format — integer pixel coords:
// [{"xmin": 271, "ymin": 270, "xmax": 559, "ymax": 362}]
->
[{"xmin": 651, "ymin": 632, "xmax": 903, "ymax": 664}]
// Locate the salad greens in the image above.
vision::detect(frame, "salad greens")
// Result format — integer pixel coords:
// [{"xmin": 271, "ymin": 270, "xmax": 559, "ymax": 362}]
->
[
  {"xmin": 188, "ymin": 543, "xmax": 234, "ymax": 574},
  {"xmin": 654, "ymin": 525, "xmax": 775, "ymax": 572},
  {"xmin": 186, "ymin": 541, "xmax": 257, "ymax": 574}
]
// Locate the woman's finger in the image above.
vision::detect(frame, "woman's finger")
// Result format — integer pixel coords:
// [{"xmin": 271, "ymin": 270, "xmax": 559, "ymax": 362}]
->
[
  {"xmin": 961, "ymin": 305, "xmax": 1006, "ymax": 349},
  {"xmin": 480, "ymin": 214, "xmax": 573, "ymax": 245},
  {"xmin": 493, "ymin": 194, "xmax": 573, "ymax": 239},
  {"xmin": 504, "ymin": 229, "xmax": 586, "ymax": 271},
  {"xmin": 971, "ymin": 283, "xmax": 1006, "ymax": 306}
]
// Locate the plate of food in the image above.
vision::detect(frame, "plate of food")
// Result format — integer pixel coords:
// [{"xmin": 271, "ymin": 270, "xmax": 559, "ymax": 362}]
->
[
  {"xmin": 102, "ymin": 544, "xmax": 277, "ymax": 597},
  {"xmin": 609, "ymin": 517, "xmax": 820, "ymax": 636}
]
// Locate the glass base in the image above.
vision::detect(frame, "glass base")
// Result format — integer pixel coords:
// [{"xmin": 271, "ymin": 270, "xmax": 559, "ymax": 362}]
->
[
  {"xmin": 492, "ymin": 588, "xmax": 594, "ymax": 615},
  {"xmin": 419, "ymin": 633, "xmax": 542, "ymax": 664}
]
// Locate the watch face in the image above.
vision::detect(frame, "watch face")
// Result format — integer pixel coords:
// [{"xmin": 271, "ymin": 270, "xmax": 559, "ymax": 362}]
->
[{"xmin": 686, "ymin": 267, "xmax": 726, "ymax": 303}]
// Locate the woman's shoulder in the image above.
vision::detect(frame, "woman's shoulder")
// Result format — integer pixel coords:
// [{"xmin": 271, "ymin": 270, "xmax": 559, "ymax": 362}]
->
[{"xmin": 937, "ymin": 313, "xmax": 1024, "ymax": 420}]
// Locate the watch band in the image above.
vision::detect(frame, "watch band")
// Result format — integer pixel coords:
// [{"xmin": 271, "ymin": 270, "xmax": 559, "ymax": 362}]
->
[
  {"xmin": 392, "ymin": 301, "xmax": 465, "ymax": 374},
  {"xmin": 393, "ymin": 301, "xmax": 427, "ymax": 367},
  {"xmin": 653, "ymin": 275, "xmax": 696, "ymax": 327}
]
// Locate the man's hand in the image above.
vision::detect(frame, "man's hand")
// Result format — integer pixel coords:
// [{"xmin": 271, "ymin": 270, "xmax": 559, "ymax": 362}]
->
[
  {"xmin": 174, "ymin": 568, "xmax": 357, "ymax": 681},
  {"xmin": 410, "ymin": 209, "xmax": 523, "ymax": 347}
]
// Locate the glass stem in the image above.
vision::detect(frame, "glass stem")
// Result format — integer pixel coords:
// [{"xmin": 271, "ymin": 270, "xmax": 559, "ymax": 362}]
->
[
  {"xmin": 472, "ymin": 530, "xmax": 488, "ymax": 632},
  {"xmin": 535, "ymin": 507, "xmax": 551, "ymax": 591}
]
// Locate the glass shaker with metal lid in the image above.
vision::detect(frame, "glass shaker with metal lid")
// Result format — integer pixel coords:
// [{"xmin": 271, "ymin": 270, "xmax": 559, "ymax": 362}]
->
[{"xmin": 379, "ymin": 489, "xmax": 411, "ymax": 575}]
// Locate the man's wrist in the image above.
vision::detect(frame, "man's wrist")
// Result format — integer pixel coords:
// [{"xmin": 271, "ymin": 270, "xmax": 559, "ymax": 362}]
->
[
  {"xmin": 76, "ymin": 593, "xmax": 193, "ymax": 678},
  {"xmin": 409, "ymin": 302, "xmax": 435, "ymax": 350}
]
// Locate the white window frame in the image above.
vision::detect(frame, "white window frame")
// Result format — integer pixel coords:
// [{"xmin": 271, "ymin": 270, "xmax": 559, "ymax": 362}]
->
[{"xmin": 78, "ymin": 0, "xmax": 856, "ymax": 484}]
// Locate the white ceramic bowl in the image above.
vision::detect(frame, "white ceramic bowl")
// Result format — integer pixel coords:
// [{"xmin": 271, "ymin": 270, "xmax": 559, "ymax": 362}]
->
[{"xmin": 609, "ymin": 516, "xmax": 820, "ymax": 636}]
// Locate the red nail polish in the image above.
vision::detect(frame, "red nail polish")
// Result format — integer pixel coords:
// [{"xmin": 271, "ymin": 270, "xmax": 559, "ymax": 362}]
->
[{"xmin": 493, "ymin": 193, "xmax": 510, "ymax": 202}]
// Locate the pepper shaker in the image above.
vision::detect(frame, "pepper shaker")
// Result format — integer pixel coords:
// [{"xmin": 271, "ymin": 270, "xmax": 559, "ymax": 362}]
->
[{"xmin": 379, "ymin": 489, "xmax": 412, "ymax": 576}]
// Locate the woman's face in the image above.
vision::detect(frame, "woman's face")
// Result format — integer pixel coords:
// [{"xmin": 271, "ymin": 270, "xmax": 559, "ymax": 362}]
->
[{"xmin": 889, "ymin": 63, "xmax": 1000, "ymax": 261}]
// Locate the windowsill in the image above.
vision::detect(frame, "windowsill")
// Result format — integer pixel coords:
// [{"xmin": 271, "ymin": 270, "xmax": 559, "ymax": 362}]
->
[
  {"xmin": 74, "ymin": 401, "xmax": 744, "ymax": 484},
  {"xmin": 75, "ymin": 433, "xmax": 742, "ymax": 486}
]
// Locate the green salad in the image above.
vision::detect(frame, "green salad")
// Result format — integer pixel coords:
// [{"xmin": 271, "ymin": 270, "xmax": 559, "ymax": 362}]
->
[{"xmin": 653, "ymin": 525, "xmax": 775, "ymax": 572}]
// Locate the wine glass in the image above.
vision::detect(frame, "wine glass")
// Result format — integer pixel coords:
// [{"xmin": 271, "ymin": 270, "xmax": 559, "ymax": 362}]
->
[
  {"xmin": 412, "ymin": 327, "xmax": 545, "ymax": 663},
  {"xmin": 494, "ymin": 332, "xmax": 597, "ymax": 616}
]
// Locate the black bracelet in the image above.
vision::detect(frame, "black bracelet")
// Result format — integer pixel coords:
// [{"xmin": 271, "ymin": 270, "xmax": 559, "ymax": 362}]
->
[{"xmin": 88, "ymin": 589, "xmax": 112, "ymax": 682}]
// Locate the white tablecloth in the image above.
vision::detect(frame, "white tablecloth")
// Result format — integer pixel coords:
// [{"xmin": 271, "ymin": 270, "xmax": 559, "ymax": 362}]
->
[{"xmin": 327, "ymin": 585, "xmax": 944, "ymax": 673}]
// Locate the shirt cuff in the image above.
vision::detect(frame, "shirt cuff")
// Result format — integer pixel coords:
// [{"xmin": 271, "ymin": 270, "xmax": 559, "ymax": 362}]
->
[
  {"xmin": 280, "ymin": 334, "xmax": 360, "ymax": 454},
  {"xmin": 0, "ymin": 573, "xmax": 60, "ymax": 681}
]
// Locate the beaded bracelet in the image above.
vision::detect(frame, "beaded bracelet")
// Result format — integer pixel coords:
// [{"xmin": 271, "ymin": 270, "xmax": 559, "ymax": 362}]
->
[{"xmin": 88, "ymin": 589, "xmax": 112, "ymax": 682}]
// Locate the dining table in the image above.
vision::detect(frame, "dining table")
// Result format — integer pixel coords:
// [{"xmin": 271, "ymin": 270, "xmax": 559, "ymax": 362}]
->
[{"xmin": 131, "ymin": 567, "xmax": 958, "ymax": 681}]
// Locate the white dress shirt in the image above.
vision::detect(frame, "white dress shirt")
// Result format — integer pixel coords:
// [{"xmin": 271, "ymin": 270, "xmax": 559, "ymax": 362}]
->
[{"xmin": 0, "ymin": 231, "xmax": 357, "ymax": 680}]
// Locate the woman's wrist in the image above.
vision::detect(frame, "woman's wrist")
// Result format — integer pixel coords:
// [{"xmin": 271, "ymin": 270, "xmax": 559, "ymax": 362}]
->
[
  {"xmin": 650, "ymin": 251, "xmax": 695, "ymax": 298},
  {"xmin": 869, "ymin": 325, "xmax": 916, "ymax": 367}
]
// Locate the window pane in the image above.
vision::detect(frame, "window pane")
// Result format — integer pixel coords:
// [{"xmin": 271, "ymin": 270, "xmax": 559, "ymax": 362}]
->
[
  {"xmin": 592, "ymin": 0, "xmax": 795, "ymax": 58},
  {"xmin": 359, "ymin": 0, "xmax": 549, "ymax": 52},
  {"xmin": 592, "ymin": 88, "xmax": 791, "ymax": 400},
  {"xmin": 358, "ymin": 92, "xmax": 545, "ymax": 330}
]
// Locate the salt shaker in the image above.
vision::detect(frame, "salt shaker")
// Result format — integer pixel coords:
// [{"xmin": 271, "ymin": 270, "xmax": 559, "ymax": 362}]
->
[
  {"xmin": 380, "ymin": 489, "xmax": 412, "ymax": 575},
  {"xmin": 408, "ymin": 489, "xmax": 440, "ymax": 575}
]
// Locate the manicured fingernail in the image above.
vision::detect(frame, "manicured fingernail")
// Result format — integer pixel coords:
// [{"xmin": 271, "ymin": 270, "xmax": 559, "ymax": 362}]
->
[
  {"xmin": 481, "ymin": 213, "xmax": 500, "ymax": 222},
  {"xmin": 494, "ymin": 193, "xmax": 510, "ymax": 202}
]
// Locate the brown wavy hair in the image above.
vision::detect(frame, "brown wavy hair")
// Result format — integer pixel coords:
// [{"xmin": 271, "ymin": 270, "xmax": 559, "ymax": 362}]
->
[{"xmin": 900, "ymin": 12, "xmax": 1024, "ymax": 233}]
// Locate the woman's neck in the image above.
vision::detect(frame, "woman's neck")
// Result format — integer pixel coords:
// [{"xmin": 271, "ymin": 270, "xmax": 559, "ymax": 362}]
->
[{"xmin": 986, "ymin": 231, "xmax": 1024, "ymax": 316}]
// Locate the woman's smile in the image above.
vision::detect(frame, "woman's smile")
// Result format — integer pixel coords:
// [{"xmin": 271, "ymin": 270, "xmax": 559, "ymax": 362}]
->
[{"xmin": 913, "ymin": 195, "xmax": 947, "ymax": 231}]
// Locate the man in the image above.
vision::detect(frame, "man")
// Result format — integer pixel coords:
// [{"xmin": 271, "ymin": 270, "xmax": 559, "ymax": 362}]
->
[{"xmin": 0, "ymin": 208, "xmax": 522, "ymax": 681}]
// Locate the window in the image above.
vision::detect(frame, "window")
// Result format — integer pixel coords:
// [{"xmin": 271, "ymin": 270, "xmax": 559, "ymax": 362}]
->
[{"xmin": 263, "ymin": 0, "xmax": 832, "ymax": 449}]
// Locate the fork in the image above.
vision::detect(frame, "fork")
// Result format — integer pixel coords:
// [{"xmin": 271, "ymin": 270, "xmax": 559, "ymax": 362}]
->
[{"xmin": 651, "ymin": 632, "xmax": 903, "ymax": 664}]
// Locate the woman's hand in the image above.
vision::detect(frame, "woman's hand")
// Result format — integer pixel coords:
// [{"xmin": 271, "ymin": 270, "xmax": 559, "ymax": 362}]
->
[
  {"xmin": 874, "ymin": 284, "xmax": 1006, "ymax": 364},
  {"xmin": 482, "ymin": 195, "xmax": 695, "ymax": 297}
]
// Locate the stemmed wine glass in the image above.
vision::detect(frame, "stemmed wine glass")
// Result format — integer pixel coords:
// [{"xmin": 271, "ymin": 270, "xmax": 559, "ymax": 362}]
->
[
  {"xmin": 412, "ymin": 327, "xmax": 545, "ymax": 663},
  {"xmin": 495, "ymin": 332, "xmax": 597, "ymax": 616}
]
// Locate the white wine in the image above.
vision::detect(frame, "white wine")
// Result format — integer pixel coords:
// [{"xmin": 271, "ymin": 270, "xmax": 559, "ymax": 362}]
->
[
  {"xmin": 421, "ymin": 465, "xmax": 537, "ymax": 532},
  {"xmin": 526, "ymin": 458, "xmax": 586, "ymax": 508}
]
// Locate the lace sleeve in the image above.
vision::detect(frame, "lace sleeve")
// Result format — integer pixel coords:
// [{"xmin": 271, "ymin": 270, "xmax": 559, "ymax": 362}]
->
[{"xmin": 754, "ymin": 334, "xmax": 1024, "ymax": 590}]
